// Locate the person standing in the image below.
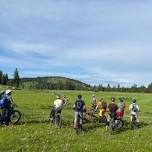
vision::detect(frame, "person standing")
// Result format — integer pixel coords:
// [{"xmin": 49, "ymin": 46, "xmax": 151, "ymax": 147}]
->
[
  {"xmin": 129, "ymin": 99, "xmax": 139, "ymax": 122},
  {"xmin": 91, "ymin": 95, "xmax": 97, "ymax": 110},
  {"xmin": 73, "ymin": 95, "xmax": 86, "ymax": 129},
  {"xmin": 116, "ymin": 98, "xmax": 126, "ymax": 119}
]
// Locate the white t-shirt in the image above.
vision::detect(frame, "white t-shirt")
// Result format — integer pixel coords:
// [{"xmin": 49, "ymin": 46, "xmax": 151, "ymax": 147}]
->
[
  {"xmin": 129, "ymin": 103, "xmax": 139, "ymax": 115},
  {"xmin": 54, "ymin": 99, "xmax": 63, "ymax": 109}
]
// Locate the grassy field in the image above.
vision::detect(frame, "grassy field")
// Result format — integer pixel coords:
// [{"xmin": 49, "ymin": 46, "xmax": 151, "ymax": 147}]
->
[{"xmin": 0, "ymin": 90, "xmax": 152, "ymax": 152}]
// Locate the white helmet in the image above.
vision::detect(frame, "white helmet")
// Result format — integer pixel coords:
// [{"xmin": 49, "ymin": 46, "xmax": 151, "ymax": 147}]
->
[
  {"xmin": 5, "ymin": 89, "xmax": 12, "ymax": 95},
  {"xmin": 56, "ymin": 95, "xmax": 60, "ymax": 99}
]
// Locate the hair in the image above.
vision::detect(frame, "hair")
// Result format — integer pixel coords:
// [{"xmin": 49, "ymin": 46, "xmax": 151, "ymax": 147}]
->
[
  {"xmin": 100, "ymin": 98, "xmax": 103, "ymax": 102},
  {"xmin": 132, "ymin": 99, "xmax": 136, "ymax": 103},
  {"xmin": 78, "ymin": 95, "xmax": 82, "ymax": 99}
]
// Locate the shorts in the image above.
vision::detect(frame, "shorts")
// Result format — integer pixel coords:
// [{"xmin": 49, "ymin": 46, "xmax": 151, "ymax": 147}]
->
[
  {"xmin": 99, "ymin": 109, "xmax": 106, "ymax": 117},
  {"xmin": 116, "ymin": 111, "xmax": 124, "ymax": 119}
]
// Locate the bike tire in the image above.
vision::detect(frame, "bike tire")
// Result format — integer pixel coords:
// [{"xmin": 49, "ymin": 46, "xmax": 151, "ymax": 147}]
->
[
  {"xmin": 10, "ymin": 110, "xmax": 21, "ymax": 124},
  {"xmin": 116, "ymin": 119, "xmax": 123, "ymax": 129}
]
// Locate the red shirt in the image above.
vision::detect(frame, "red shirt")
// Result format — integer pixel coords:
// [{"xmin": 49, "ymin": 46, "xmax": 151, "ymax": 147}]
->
[{"xmin": 108, "ymin": 103, "xmax": 117, "ymax": 113}]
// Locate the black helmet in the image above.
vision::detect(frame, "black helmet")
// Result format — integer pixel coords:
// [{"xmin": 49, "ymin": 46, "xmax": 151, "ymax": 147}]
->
[
  {"xmin": 132, "ymin": 99, "xmax": 136, "ymax": 103},
  {"xmin": 119, "ymin": 98, "xmax": 123, "ymax": 102},
  {"xmin": 78, "ymin": 95, "xmax": 82, "ymax": 99}
]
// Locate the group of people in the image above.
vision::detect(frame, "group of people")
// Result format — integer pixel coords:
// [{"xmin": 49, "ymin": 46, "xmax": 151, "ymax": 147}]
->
[
  {"xmin": 92, "ymin": 95, "xmax": 140, "ymax": 127},
  {"xmin": 0, "ymin": 90, "xmax": 140, "ymax": 129},
  {"xmin": 0, "ymin": 89, "xmax": 16, "ymax": 125},
  {"xmin": 50, "ymin": 94, "xmax": 140, "ymax": 129}
]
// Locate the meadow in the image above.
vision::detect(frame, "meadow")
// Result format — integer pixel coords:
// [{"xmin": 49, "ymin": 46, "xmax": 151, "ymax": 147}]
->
[{"xmin": 0, "ymin": 89, "xmax": 152, "ymax": 152}]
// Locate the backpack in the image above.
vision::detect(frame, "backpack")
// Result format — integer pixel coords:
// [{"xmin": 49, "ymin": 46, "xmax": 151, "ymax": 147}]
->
[
  {"xmin": 132, "ymin": 104, "xmax": 138, "ymax": 112},
  {"xmin": 0, "ymin": 96, "xmax": 9, "ymax": 108},
  {"xmin": 0, "ymin": 96, "xmax": 6, "ymax": 108},
  {"xmin": 102, "ymin": 101, "xmax": 107, "ymax": 110}
]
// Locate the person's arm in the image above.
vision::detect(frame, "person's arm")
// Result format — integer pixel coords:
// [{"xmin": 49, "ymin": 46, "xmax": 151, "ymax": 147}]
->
[
  {"xmin": 137, "ymin": 105, "xmax": 139, "ymax": 112},
  {"xmin": 73, "ymin": 101, "xmax": 76, "ymax": 110},
  {"xmin": 129, "ymin": 105, "xmax": 132, "ymax": 112},
  {"xmin": 82, "ymin": 101, "xmax": 86, "ymax": 112},
  {"xmin": 10, "ymin": 96, "xmax": 17, "ymax": 106}
]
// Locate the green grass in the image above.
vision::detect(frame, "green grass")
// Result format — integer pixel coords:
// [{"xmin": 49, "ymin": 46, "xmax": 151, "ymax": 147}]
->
[{"xmin": 0, "ymin": 90, "xmax": 152, "ymax": 152}]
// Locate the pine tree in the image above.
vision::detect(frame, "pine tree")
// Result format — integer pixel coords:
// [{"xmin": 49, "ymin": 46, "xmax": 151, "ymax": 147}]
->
[
  {"xmin": 0, "ymin": 70, "xmax": 2, "ymax": 84},
  {"xmin": 1, "ymin": 73, "xmax": 8, "ymax": 85},
  {"xmin": 13, "ymin": 68, "xmax": 20, "ymax": 87}
]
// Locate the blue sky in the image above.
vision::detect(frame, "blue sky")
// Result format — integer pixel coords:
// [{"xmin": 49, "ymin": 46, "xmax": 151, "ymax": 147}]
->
[{"xmin": 0, "ymin": 0, "xmax": 152, "ymax": 86}]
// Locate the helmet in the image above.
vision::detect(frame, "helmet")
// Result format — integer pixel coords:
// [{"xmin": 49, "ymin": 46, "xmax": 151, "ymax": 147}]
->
[
  {"xmin": 56, "ymin": 95, "xmax": 60, "ymax": 99},
  {"xmin": 5, "ymin": 89, "xmax": 12, "ymax": 95},
  {"xmin": 111, "ymin": 97, "xmax": 115, "ymax": 102},
  {"xmin": 78, "ymin": 94, "xmax": 82, "ymax": 99},
  {"xmin": 92, "ymin": 94, "xmax": 95, "ymax": 97},
  {"xmin": 132, "ymin": 99, "xmax": 136, "ymax": 103},
  {"xmin": 119, "ymin": 98, "xmax": 123, "ymax": 102}
]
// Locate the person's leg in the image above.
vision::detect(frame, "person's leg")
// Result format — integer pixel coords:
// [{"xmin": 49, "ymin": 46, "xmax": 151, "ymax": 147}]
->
[
  {"xmin": 4, "ymin": 108, "xmax": 10, "ymax": 125},
  {"xmin": 74, "ymin": 111, "xmax": 78, "ymax": 129},
  {"xmin": 106, "ymin": 114, "xmax": 110, "ymax": 130},
  {"xmin": 79, "ymin": 112, "xmax": 83, "ymax": 129}
]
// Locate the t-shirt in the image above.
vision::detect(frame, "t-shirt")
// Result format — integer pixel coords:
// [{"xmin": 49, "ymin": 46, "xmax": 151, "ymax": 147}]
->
[
  {"xmin": 117, "ymin": 102, "xmax": 125, "ymax": 112},
  {"xmin": 129, "ymin": 103, "xmax": 139, "ymax": 114},
  {"xmin": 74, "ymin": 99, "xmax": 85, "ymax": 112},
  {"xmin": 0, "ymin": 94, "xmax": 11, "ymax": 108},
  {"xmin": 54, "ymin": 99, "xmax": 63, "ymax": 109},
  {"xmin": 108, "ymin": 103, "xmax": 117, "ymax": 113},
  {"xmin": 92, "ymin": 97, "xmax": 97, "ymax": 105}
]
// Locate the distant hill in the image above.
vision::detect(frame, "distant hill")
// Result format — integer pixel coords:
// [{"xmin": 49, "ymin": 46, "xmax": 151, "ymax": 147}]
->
[{"xmin": 20, "ymin": 76, "xmax": 92, "ymax": 90}]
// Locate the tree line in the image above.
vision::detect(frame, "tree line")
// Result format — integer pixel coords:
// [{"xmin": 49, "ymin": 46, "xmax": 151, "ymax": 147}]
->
[
  {"xmin": 0, "ymin": 68, "xmax": 20, "ymax": 88},
  {"xmin": 1, "ymin": 68, "xmax": 152, "ymax": 93},
  {"xmin": 93, "ymin": 83, "xmax": 152, "ymax": 93}
]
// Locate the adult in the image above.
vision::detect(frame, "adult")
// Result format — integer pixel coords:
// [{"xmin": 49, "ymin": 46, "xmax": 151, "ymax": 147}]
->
[
  {"xmin": 73, "ymin": 95, "xmax": 86, "ymax": 129},
  {"xmin": 129, "ymin": 99, "xmax": 139, "ymax": 122},
  {"xmin": 116, "ymin": 98, "xmax": 126, "ymax": 119}
]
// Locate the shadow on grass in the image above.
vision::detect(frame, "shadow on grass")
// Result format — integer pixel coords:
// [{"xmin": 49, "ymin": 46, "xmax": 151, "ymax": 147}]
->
[{"xmin": 113, "ymin": 120, "xmax": 149, "ymax": 135}]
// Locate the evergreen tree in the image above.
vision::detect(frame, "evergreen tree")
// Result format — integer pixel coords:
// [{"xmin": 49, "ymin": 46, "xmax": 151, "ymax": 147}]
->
[
  {"xmin": 13, "ymin": 68, "xmax": 20, "ymax": 87},
  {"xmin": 1, "ymin": 73, "xmax": 8, "ymax": 85},
  {"xmin": 0, "ymin": 70, "xmax": 2, "ymax": 84}
]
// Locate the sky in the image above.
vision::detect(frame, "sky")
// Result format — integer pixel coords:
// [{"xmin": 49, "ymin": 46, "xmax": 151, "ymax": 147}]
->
[{"xmin": 0, "ymin": 0, "xmax": 152, "ymax": 86}]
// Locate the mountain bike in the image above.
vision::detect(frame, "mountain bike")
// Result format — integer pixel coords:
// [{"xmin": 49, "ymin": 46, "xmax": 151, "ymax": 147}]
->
[
  {"xmin": 49, "ymin": 107, "xmax": 61, "ymax": 128},
  {"xmin": 0, "ymin": 105, "xmax": 21, "ymax": 125},
  {"xmin": 108, "ymin": 113, "xmax": 123, "ymax": 133},
  {"xmin": 10, "ymin": 105, "xmax": 21, "ymax": 124}
]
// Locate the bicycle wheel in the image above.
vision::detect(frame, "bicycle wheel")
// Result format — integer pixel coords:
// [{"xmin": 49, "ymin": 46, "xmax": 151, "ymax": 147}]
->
[
  {"xmin": 116, "ymin": 119, "xmax": 123, "ymax": 129},
  {"xmin": 10, "ymin": 110, "xmax": 21, "ymax": 124}
]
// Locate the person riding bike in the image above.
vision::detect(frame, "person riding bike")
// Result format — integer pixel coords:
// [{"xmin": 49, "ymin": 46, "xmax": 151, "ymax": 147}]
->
[
  {"xmin": 129, "ymin": 99, "xmax": 139, "ymax": 122},
  {"xmin": 116, "ymin": 98, "xmax": 126, "ymax": 119},
  {"xmin": 0, "ymin": 89, "xmax": 16, "ymax": 125},
  {"xmin": 91, "ymin": 94, "xmax": 97, "ymax": 110},
  {"xmin": 107, "ymin": 97, "xmax": 118, "ymax": 129},
  {"xmin": 73, "ymin": 95, "xmax": 86, "ymax": 129}
]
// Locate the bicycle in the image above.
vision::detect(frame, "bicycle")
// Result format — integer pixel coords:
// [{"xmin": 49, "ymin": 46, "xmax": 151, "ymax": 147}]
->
[
  {"xmin": 108, "ymin": 113, "xmax": 123, "ymax": 133},
  {"xmin": 49, "ymin": 107, "xmax": 61, "ymax": 128},
  {"xmin": 0, "ymin": 105, "xmax": 21, "ymax": 125},
  {"xmin": 10, "ymin": 105, "xmax": 21, "ymax": 124}
]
